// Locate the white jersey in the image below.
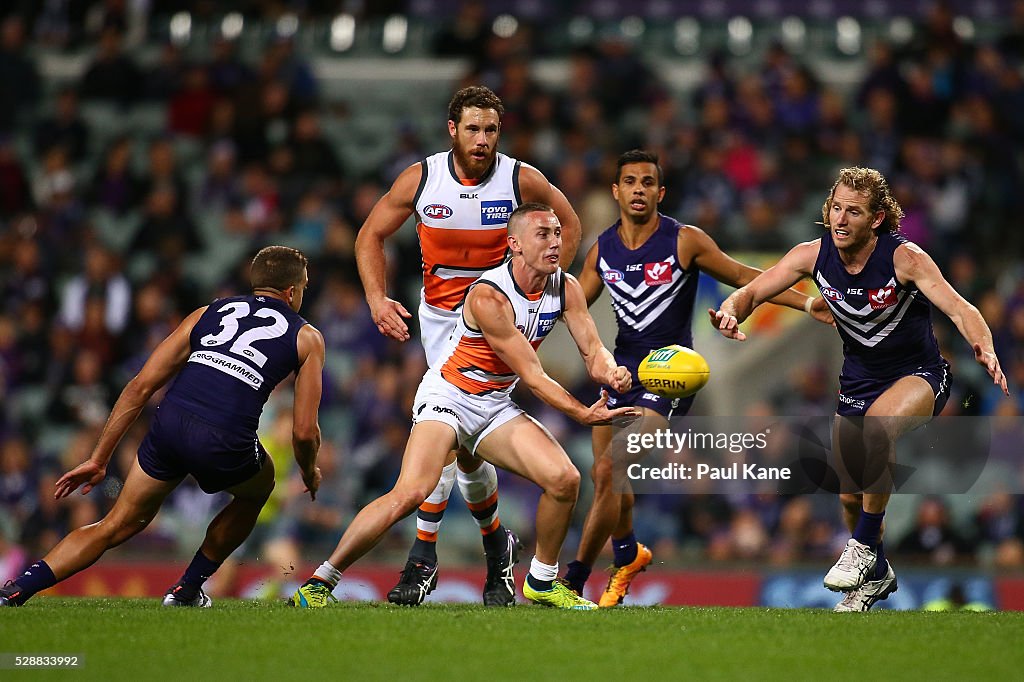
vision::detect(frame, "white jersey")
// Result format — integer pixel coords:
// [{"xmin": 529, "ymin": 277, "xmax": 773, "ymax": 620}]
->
[
  {"xmin": 433, "ymin": 261, "xmax": 564, "ymax": 396},
  {"xmin": 413, "ymin": 150, "xmax": 522, "ymax": 313}
]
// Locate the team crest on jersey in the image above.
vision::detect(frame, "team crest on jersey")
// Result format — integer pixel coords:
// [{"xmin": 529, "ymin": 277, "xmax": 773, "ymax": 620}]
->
[
  {"xmin": 821, "ymin": 286, "xmax": 844, "ymax": 302},
  {"xmin": 480, "ymin": 200, "xmax": 513, "ymax": 225},
  {"xmin": 424, "ymin": 204, "xmax": 453, "ymax": 219},
  {"xmin": 869, "ymin": 286, "xmax": 897, "ymax": 310},
  {"xmin": 644, "ymin": 261, "xmax": 673, "ymax": 286},
  {"xmin": 602, "ymin": 268, "xmax": 624, "ymax": 283}
]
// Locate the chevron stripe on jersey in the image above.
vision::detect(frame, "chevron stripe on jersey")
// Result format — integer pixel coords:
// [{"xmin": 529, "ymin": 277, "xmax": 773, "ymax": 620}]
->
[
  {"xmin": 600, "ymin": 254, "xmax": 693, "ymax": 332},
  {"xmin": 811, "ymin": 231, "xmax": 942, "ymax": 375},
  {"xmin": 414, "ymin": 150, "xmax": 521, "ymax": 311},
  {"xmin": 595, "ymin": 214, "xmax": 698, "ymax": 359},
  {"xmin": 815, "ymin": 271, "xmax": 918, "ymax": 347}
]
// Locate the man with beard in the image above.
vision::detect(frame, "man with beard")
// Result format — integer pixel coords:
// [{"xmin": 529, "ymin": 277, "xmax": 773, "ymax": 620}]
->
[{"xmin": 352, "ymin": 86, "xmax": 581, "ymax": 607}]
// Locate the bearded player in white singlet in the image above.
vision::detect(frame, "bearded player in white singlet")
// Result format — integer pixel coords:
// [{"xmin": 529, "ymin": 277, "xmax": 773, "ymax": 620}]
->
[{"xmin": 353, "ymin": 86, "xmax": 582, "ymax": 606}]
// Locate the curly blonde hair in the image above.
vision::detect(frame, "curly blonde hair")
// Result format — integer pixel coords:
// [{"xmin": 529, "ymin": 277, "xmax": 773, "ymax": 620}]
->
[{"xmin": 820, "ymin": 167, "xmax": 904, "ymax": 233}]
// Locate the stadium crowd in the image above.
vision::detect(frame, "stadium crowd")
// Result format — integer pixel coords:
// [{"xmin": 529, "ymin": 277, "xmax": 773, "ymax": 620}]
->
[{"xmin": 1, "ymin": 0, "xmax": 1024, "ymax": 588}]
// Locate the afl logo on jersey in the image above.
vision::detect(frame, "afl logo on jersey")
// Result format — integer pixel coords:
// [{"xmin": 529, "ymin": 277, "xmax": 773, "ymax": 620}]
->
[
  {"xmin": 424, "ymin": 204, "xmax": 453, "ymax": 219},
  {"xmin": 821, "ymin": 286, "xmax": 844, "ymax": 302},
  {"xmin": 602, "ymin": 268, "xmax": 624, "ymax": 283}
]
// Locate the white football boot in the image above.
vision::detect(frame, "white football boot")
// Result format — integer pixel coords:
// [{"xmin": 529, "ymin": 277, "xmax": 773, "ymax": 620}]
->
[
  {"xmin": 833, "ymin": 561, "xmax": 898, "ymax": 612},
  {"xmin": 824, "ymin": 539, "xmax": 877, "ymax": 592}
]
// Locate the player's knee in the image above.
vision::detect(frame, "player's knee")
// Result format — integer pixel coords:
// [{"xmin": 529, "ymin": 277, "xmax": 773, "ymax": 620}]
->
[
  {"xmin": 548, "ymin": 465, "xmax": 580, "ymax": 503},
  {"xmin": 391, "ymin": 485, "xmax": 432, "ymax": 517},
  {"xmin": 102, "ymin": 514, "xmax": 153, "ymax": 547}
]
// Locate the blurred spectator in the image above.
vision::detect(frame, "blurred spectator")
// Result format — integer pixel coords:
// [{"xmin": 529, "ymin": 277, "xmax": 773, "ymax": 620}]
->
[
  {"xmin": 58, "ymin": 245, "xmax": 131, "ymax": 337},
  {"xmin": 78, "ymin": 26, "xmax": 142, "ymax": 107},
  {"xmin": 88, "ymin": 136, "xmax": 142, "ymax": 215},
  {"xmin": 34, "ymin": 88, "xmax": 89, "ymax": 163},
  {"xmin": 168, "ymin": 63, "xmax": 217, "ymax": 137},
  {"xmin": 433, "ymin": 0, "xmax": 489, "ymax": 57},
  {"xmin": 896, "ymin": 496, "xmax": 974, "ymax": 565},
  {"xmin": 138, "ymin": 138, "xmax": 188, "ymax": 213},
  {"xmin": 0, "ymin": 135, "xmax": 31, "ymax": 217},
  {"xmin": 0, "ymin": 15, "xmax": 39, "ymax": 133},
  {"xmin": 132, "ymin": 184, "xmax": 203, "ymax": 259}
]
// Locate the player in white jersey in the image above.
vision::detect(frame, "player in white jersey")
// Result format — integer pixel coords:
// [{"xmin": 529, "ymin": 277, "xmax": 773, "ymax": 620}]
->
[
  {"xmin": 353, "ymin": 86, "xmax": 582, "ymax": 606},
  {"xmin": 294, "ymin": 203, "xmax": 638, "ymax": 610}
]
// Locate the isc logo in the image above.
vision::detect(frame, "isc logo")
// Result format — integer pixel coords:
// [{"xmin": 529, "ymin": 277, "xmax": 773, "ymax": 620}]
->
[
  {"xmin": 424, "ymin": 204, "xmax": 453, "ymax": 219},
  {"xmin": 647, "ymin": 348, "xmax": 678, "ymax": 363}
]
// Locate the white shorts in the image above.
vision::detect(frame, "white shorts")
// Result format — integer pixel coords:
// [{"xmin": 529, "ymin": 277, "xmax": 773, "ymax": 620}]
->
[
  {"xmin": 412, "ymin": 371, "xmax": 524, "ymax": 455},
  {"xmin": 418, "ymin": 294, "xmax": 459, "ymax": 368}
]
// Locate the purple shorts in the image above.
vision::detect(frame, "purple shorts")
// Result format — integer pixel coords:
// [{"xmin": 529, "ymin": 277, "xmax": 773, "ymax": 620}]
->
[
  {"xmin": 836, "ymin": 360, "xmax": 951, "ymax": 417},
  {"xmin": 137, "ymin": 401, "xmax": 267, "ymax": 494},
  {"xmin": 602, "ymin": 382, "xmax": 694, "ymax": 418}
]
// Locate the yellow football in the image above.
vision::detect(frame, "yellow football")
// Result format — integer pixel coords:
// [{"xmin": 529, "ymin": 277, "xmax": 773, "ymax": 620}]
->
[{"xmin": 638, "ymin": 345, "xmax": 710, "ymax": 399}]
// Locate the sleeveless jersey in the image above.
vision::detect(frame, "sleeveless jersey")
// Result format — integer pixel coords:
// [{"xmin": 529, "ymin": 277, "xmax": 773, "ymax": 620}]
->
[
  {"xmin": 595, "ymin": 214, "xmax": 698, "ymax": 366},
  {"xmin": 164, "ymin": 294, "xmax": 308, "ymax": 431},
  {"xmin": 812, "ymin": 231, "xmax": 943, "ymax": 377},
  {"xmin": 414, "ymin": 150, "xmax": 522, "ymax": 311},
  {"xmin": 437, "ymin": 261, "xmax": 564, "ymax": 396}
]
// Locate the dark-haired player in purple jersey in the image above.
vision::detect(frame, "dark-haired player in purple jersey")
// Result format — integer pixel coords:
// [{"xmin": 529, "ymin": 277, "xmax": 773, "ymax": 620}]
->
[
  {"xmin": 563, "ymin": 150, "xmax": 833, "ymax": 605},
  {"xmin": 713, "ymin": 167, "xmax": 1008, "ymax": 612},
  {"xmin": 1, "ymin": 246, "xmax": 325, "ymax": 608}
]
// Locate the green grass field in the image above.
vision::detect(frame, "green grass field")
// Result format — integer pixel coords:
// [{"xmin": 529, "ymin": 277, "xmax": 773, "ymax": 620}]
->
[{"xmin": 4, "ymin": 599, "xmax": 1023, "ymax": 680}]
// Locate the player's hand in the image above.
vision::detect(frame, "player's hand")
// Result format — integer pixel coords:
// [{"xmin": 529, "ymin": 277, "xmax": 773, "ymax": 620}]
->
[
  {"xmin": 809, "ymin": 297, "xmax": 835, "ymax": 326},
  {"xmin": 54, "ymin": 460, "xmax": 106, "ymax": 499},
  {"xmin": 606, "ymin": 366, "xmax": 632, "ymax": 393},
  {"xmin": 301, "ymin": 466, "xmax": 322, "ymax": 501},
  {"xmin": 974, "ymin": 344, "xmax": 1009, "ymax": 396},
  {"xmin": 708, "ymin": 308, "xmax": 746, "ymax": 341},
  {"xmin": 580, "ymin": 390, "xmax": 641, "ymax": 426},
  {"xmin": 369, "ymin": 296, "xmax": 412, "ymax": 341}
]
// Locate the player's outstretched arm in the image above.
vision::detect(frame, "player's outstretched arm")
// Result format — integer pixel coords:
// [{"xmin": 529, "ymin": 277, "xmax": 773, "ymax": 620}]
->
[
  {"xmin": 560, "ymin": 274, "xmax": 630, "ymax": 392},
  {"xmin": 895, "ymin": 243, "xmax": 1009, "ymax": 396},
  {"xmin": 55, "ymin": 306, "xmax": 206, "ymax": 499},
  {"xmin": 293, "ymin": 324, "xmax": 326, "ymax": 500},
  {"xmin": 354, "ymin": 162, "xmax": 420, "ymax": 341},
  {"xmin": 518, "ymin": 163, "xmax": 582, "ymax": 268},
  {"xmin": 468, "ymin": 285, "xmax": 637, "ymax": 426},
  {"xmin": 685, "ymin": 227, "xmax": 832, "ymax": 325},
  {"xmin": 711, "ymin": 240, "xmax": 819, "ymax": 341}
]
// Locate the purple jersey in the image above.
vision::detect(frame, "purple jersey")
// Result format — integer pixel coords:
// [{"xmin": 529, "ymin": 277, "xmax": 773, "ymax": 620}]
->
[
  {"xmin": 812, "ymin": 231, "xmax": 944, "ymax": 379},
  {"xmin": 164, "ymin": 294, "xmax": 308, "ymax": 432},
  {"xmin": 594, "ymin": 214, "xmax": 698, "ymax": 368}
]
